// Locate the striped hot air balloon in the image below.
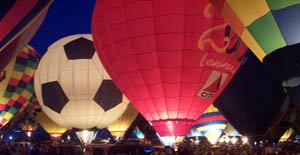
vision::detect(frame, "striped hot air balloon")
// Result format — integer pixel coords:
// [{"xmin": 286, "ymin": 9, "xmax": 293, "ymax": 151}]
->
[
  {"xmin": 0, "ymin": 45, "xmax": 40, "ymax": 129},
  {"xmin": 0, "ymin": 0, "xmax": 52, "ymax": 76},
  {"xmin": 194, "ymin": 105, "xmax": 227, "ymax": 144}
]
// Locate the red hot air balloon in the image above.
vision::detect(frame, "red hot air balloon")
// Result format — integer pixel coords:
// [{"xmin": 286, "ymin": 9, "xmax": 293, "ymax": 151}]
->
[{"xmin": 92, "ymin": 0, "xmax": 247, "ymax": 144}]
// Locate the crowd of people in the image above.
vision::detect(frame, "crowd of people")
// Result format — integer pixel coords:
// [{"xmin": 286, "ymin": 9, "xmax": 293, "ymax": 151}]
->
[{"xmin": 1, "ymin": 139, "xmax": 300, "ymax": 155}]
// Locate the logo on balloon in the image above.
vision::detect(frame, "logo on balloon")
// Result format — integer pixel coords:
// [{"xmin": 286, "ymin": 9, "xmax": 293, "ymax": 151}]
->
[
  {"xmin": 197, "ymin": 3, "xmax": 246, "ymax": 62},
  {"xmin": 198, "ymin": 70, "xmax": 228, "ymax": 99}
]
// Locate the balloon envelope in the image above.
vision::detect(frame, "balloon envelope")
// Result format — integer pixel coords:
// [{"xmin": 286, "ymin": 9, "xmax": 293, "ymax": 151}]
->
[
  {"xmin": 224, "ymin": 123, "xmax": 240, "ymax": 137},
  {"xmin": 17, "ymin": 99, "xmax": 40, "ymax": 134},
  {"xmin": 34, "ymin": 34, "xmax": 129, "ymax": 130},
  {"xmin": 36, "ymin": 111, "xmax": 68, "ymax": 140},
  {"xmin": 209, "ymin": 0, "xmax": 300, "ymax": 61},
  {"xmin": 0, "ymin": 45, "xmax": 39, "ymax": 129},
  {"xmin": 194, "ymin": 104, "xmax": 227, "ymax": 144},
  {"xmin": 107, "ymin": 103, "xmax": 139, "ymax": 138},
  {"xmin": 92, "ymin": 0, "xmax": 247, "ymax": 138},
  {"xmin": 209, "ymin": 0, "xmax": 300, "ymax": 114},
  {"xmin": 279, "ymin": 128, "xmax": 294, "ymax": 142},
  {"xmin": 214, "ymin": 53, "xmax": 288, "ymax": 136},
  {"xmin": 0, "ymin": 0, "xmax": 52, "ymax": 74}
]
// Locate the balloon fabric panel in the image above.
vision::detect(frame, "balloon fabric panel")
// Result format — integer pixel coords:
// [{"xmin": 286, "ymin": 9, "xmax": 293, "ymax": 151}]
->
[
  {"xmin": 34, "ymin": 34, "xmax": 129, "ymax": 130},
  {"xmin": 214, "ymin": 53, "xmax": 287, "ymax": 136},
  {"xmin": 194, "ymin": 105, "xmax": 227, "ymax": 144},
  {"xmin": 92, "ymin": 0, "xmax": 247, "ymax": 137},
  {"xmin": 107, "ymin": 103, "xmax": 139, "ymax": 138},
  {"xmin": 0, "ymin": 0, "xmax": 52, "ymax": 73},
  {"xmin": 210, "ymin": 0, "xmax": 300, "ymax": 61},
  {"xmin": 0, "ymin": 45, "xmax": 39, "ymax": 128}
]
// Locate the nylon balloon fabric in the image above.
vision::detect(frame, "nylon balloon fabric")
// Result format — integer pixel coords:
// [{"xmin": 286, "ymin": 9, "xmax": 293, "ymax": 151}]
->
[
  {"xmin": 194, "ymin": 104, "xmax": 227, "ymax": 144},
  {"xmin": 209, "ymin": 0, "xmax": 300, "ymax": 114},
  {"xmin": 0, "ymin": 45, "xmax": 40, "ymax": 128},
  {"xmin": 0, "ymin": 0, "xmax": 52, "ymax": 75},
  {"xmin": 209, "ymin": 0, "xmax": 300, "ymax": 61},
  {"xmin": 92, "ymin": 0, "xmax": 247, "ymax": 137}
]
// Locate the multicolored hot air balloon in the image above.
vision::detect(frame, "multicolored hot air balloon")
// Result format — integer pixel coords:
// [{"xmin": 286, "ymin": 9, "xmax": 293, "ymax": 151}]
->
[
  {"xmin": 34, "ymin": 34, "xmax": 129, "ymax": 145},
  {"xmin": 194, "ymin": 105, "xmax": 227, "ymax": 144},
  {"xmin": 209, "ymin": 0, "xmax": 300, "ymax": 112},
  {"xmin": 0, "ymin": 45, "xmax": 39, "ymax": 129},
  {"xmin": 22, "ymin": 98, "xmax": 67, "ymax": 140},
  {"xmin": 92, "ymin": 0, "xmax": 247, "ymax": 145},
  {"xmin": 17, "ymin": 99, "xmax": 41, "ymax": 137},
  {"xmin": 0, "ymin": 0, "xmax": 52, "ymax": 76},
  {"xmin": 107, "ymin": 103, "xmax": 139, "ymax": 139}
]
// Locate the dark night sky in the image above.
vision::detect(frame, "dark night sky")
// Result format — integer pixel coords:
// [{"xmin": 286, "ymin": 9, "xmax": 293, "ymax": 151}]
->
[{"xmin": 30, "ymin": 0, "xmax": 96, "ymax": 55}]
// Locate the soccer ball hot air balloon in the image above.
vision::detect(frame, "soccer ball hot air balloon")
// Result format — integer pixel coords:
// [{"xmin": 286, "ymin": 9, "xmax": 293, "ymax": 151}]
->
[
  {"xmin": 209, "ymin": 0, "xmax": 300, "ymax": 113},
  {"xmin": 0, "ymin": 45, "xmax": 39, "ymax": 129},
  {"xmin": 34, "ymin": 34, "xmax": 129, "ymax": 145},
  {"xmin": 0, "ymin": 0, "xmax": 52, "ymax": 78},
  {"xmin": 194, "ymin": 105, "xmax": 227, "ymax": 145},
  {"xmin": 107, "ymin": 103, "xmax": 139, "ymax": 140},
  {"xmin": 92, "ymin": 0, "xmax": 247, "ymax": 145}
]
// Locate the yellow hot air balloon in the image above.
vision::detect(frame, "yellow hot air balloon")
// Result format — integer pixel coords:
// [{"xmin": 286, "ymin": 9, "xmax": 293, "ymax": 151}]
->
[
  {"xmin": 36, "ymin": 111, "xmax": 67, "ymax": 141},
  {"xmin": 107, "ymin": 103, "xmax": 138, "ymax": 139}
]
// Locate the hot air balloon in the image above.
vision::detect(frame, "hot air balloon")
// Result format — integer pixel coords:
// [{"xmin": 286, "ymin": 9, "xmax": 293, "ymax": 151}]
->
[
  {"xmin": 34, "ymin": 34, "xmax": 129, "ymax": 146},
  {"xmin": 187, "ymin": 127, "xmax": 203, "ymax": 138},
  {"xmin": 0, "ymin": 45, "xmax": 39, "ymax": 129},
  {"xmin": 209, "ymin": 0, "xmax": 300, "ymax": 113},
  {"xmin": 107, "ymin": 103, "xmax": 139, "ymax": 140},
  {"xmin": 36, "ymin": 111, "xmax": 67, "ymax": 141},
  {"xmin": 133, "ymin": 126, "xmax": 145, "ymax": 139},
  {"xmin": 92, "ymin": 0, "xmax": 247, "ymax": 145},
  {"xmin": 29, "ymin": 98, "xmax": 68, "ymax": 141},
  {"xmin": 264, "ymin": 104, "xmax": 297, "ymax": 143},
  {"xmin": 17, "ymin": 99, "xmax": 41, "ymax": 138},
  {"xmin": 214, "ymin": 53, "xmax": 288, "ymax": 137},
  {"xmin": 0, "ymin": 0, "xmax": 52, "ymax": 77},
  {"xmin": 194, "ymin": 104, "xmax": 227, "ymax": 144},
  {"xmin": 124, "ymin": 114, "xmax": 159, "ymax": 144},
  {"xmin": 224, "ymin": 123, "xmax": 241, "ymax": 137},
  {"xmin": 279, "ymin": 128, "xmax": 294, "ymax": 142}
]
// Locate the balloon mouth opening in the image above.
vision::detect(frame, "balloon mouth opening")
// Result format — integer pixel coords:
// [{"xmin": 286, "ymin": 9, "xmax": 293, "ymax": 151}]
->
[
  {"xmin": 76, "ymin": 130, "xmax": 95, "ymax": 146},
  {"xmin": 158, "ymin": 135, "xmax": 185, "ymax": 146},
  {"xmin": 151, "ymin": 119, "xmax": 194, "ymax": 136}
]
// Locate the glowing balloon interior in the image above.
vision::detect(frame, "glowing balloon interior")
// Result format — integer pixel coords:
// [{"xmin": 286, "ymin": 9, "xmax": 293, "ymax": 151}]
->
[{"xmin": 92, "ymin": 0, "xmax": 247, "ymax": 141}]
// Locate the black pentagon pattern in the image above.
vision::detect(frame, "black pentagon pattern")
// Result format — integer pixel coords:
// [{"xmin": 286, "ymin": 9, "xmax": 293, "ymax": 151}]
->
[
  {"xmin": 64, "ymin": 37, "xmax": 95, "ymax": 60},
  {"xmin": 42, "ymin": 81, "xmax": 69, "ymax": 113},
  {"xmin": 93, "ymin": 80, "xmax": 122, "ymax": 111}
]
